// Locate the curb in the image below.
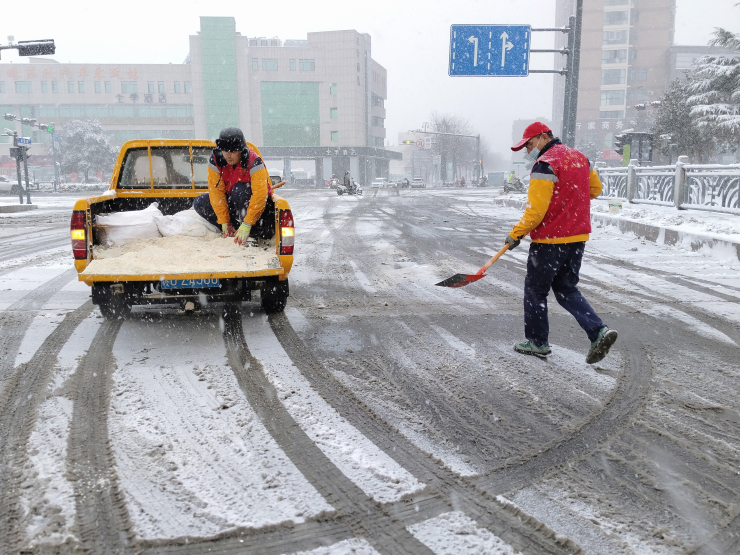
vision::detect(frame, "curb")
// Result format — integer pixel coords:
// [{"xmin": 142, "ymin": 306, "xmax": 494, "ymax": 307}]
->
[
  {"xmin": 492, "ymin": 197, "xmax": 740, "ymax": 262},
  {"xmin": 0, "ymin": 204, "xmax": 39, "ymax": 213}
]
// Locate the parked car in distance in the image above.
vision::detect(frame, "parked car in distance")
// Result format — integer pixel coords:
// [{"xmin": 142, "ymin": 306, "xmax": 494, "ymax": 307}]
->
[
  {"xmin": 371, "ymin": 178, "xmax": 390, "ymax": 188},
  {"xmin": 410, "ymin": 178, "xmax": 426, "ymax": 188},
  {"xmin": 0, "ymin": 175, "xmax": 22, "ymax": 195}
]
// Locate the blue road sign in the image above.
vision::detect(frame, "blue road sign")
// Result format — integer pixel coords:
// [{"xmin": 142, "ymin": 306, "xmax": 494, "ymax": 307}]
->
[
  {"xmin": 17, "ymin": 137, "xmax": 32, "ymax": 146},
  {"xmin": 449, "ymin": 25, "xmax": 531, "ymax": 77}
]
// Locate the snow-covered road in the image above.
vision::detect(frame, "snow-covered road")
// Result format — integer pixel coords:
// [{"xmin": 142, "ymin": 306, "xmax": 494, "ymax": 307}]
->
[{"xmin": 0, "ymin": 189, "xmax": 738, "ymax": 554}]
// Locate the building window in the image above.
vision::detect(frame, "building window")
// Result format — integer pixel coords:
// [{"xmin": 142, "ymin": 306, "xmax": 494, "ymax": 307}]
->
[
  {"xmin": 148, "ymin": 81, "xmax": 155, "ymax": 93},
  {"xmin": 605, "ymin": 0, "xmax": 628, "ymax": 4},
  {"xmin": 374, "ymin": 137, "xmax": 384, "ymax": 147},
  {"xmin": 299, "ymin": 59, "xmax": 315, "ymax": 71},
  {"xmin": 184, "ymin": 81, "xmax": 191, "ymax": 93},
  {"xmin": 603, "ymin": 30, "xmax": 628, "ymax": 45},
  {"xmin": 372, "ymin": 95, "xmax": 384, "ymax": 107},
  {"xmin": 157, "ymin": 81, "xmax": 164, "ymax": 94},
  {"xmin": 41, "ymin": 81, "xmax": 48, "ymax": 93},
  {"xmin": 372, "ymin": 116, "xmax": 384, "ymax": 127},
  {"xmin": 600, "ymin": 89, "xmax": 625, "ymax": 105},
  {"xmin": 52, "ymin": 81, "xmax": 58, "ymax": 93},
  {"xmin": 0, "ymin": 81, "xmax": 5, "ymax": 93},
  {"xmin": 15, "ymin": 81, "xmax": 32, "ymax": 93},
  {"xmin": 600, "ymin": 110, "xmax": 624, "ymax": 119},
  {"xmin": 252, "ymin": 58, "xmax": 258, "ymax": 71},
  {"xmin": 357, "ymin": 62, "xmax": 361, "ymax": 72},
  {"xmin": 262, "ymin": 59, "xmax": 278, "ymax": 71},
  {"xmin": 290, "ymin": 59, "xmax": 296, "ymax": 71},
  {"xmin": 627, "ymin": 88, "xmax": 647, "ymax": 102},
  {"xmin": 94, "ymin": 81, "xmax": 101, "ymax": 93},
  {"xmin": 67, "ymin": 81, "xmax": 75, "ymax": 93},
  {"xmin": 604, "ymin": 11, "xmax": 628, "ymax": 26},
  {"xmin": 357, "ymin": 76, "xmax": 361, "ymax": 86},
  {"xmin": 122, "ymin": 81, "xmax": 138, "ymax": 93},
  {"xmin": 330, "ymin": 83, "xmax": 337, "ymax": 95},
  {"xmin": 78, "ymin": 81, "xmax": 85, "ymax": 93},
  {"xmin": 174, "ymin": 81, "xmax": 181, "ymax": 93},
  {"xmin": 602, "ymin": 69, "xmax": 626, "ymax": 85},
  {"xmin": 630, "ymin": 68, "xmax": 648, "ymax": 81},
  {"xmin": 105, "ymin": 81, "xmax": 112, "ymax": 93},
  {"xmin": 602, "ymin": 49, "xmax": 627, "ymax": 64},
  {"xmin": 331, "ymin": 131, "xmax": 338, "ymax": 142},
  {"xmin": 330, "ymin": 107, "xmax": 338, "ymax": 119}
]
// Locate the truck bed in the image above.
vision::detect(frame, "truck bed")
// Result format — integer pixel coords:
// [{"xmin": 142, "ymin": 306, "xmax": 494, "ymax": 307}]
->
[{"xmin": 80, "ymin": 234, "xmax": 282, "ymax": 283}]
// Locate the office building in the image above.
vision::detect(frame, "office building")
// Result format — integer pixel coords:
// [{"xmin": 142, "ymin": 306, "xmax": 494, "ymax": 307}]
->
[{"xmin": 0, "ymin": 17, "xmax": 398, "ymax": 184}]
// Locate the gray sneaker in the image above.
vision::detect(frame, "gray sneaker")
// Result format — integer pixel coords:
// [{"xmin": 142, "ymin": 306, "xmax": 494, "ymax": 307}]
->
[
  {"xmin": 514, "ymin": 340, "xmax": 551, "ymax": 358},
  {"xmin": 586, "ymin": 327, "xmax": 618, "ymax": 364}
]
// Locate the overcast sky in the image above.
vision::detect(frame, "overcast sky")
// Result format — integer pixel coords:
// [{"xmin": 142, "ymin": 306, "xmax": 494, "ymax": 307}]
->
[{"xmin": 1, "ymin": 0, "xmax": 737, "ymax": 155}]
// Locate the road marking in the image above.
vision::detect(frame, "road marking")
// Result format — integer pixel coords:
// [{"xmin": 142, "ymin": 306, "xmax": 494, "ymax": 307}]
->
[
  {"xmin": 430, "ymin": 325, "xmax": 476, "ymax": 358},
  {"xmin": 349, "ymin": 260, "xmax": 377, "ymax": 294},
  {"xmin": 242, "ymin": 313, "xmax": 425, "ymax": 503},
  {"xmin": 408, "ymin": 511, "xmax": 516, "ymax": 554}
]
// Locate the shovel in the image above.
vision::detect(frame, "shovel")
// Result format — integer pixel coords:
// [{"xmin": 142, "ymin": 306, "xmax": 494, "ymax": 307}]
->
[{"xmin": 435, "ymin": 244, "xmax": 509, "ymax": 288}]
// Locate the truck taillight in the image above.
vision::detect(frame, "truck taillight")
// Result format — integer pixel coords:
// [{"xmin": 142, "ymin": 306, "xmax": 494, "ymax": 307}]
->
[
  {"xmin": 70, "ymin": 210, "xmax": 87, "ymax": 259},
  {"xmin": 279, "ymin": 209, "xmax": 294, "ymax": 255}
]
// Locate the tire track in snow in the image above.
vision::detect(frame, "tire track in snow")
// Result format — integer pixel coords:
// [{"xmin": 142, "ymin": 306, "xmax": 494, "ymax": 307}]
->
[
  {"xmin": 0, "ymin": 301, "xmax": 94, "ymax": 553},
  {"xmin": 221, "ymin": 305, "xmax": 437, "ymax": 555},
  {"xmin": 0, "ymin": 268, "xmax": 77, "ymax": 385},
  {"xmin": 268, "ymin": 311, "xmax": 581, "ymax": 555},
  {"xmin": 68, "ymin": 317, "xmax": 137, "ymax": 555}
]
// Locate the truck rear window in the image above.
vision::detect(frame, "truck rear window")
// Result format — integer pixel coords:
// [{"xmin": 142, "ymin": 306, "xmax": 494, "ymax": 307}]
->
[{"xmin": 117, "ymin": 146, "xmax": 212, "ymax": 189}]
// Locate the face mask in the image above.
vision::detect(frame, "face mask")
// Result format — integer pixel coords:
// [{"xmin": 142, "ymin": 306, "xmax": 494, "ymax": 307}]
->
[{"xmin": 524, "ymin": 147, "xmax": 539, "ymax": 169}]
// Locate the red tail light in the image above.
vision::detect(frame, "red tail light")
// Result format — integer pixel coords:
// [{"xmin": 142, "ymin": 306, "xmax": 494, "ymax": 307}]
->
[
  {"xmin": 70, "ymin": 210, "xmax": 87, "ymax": 259},
  {"xmin": 279, "ymin": 209, "xmax": 294, "ymax": 255}
]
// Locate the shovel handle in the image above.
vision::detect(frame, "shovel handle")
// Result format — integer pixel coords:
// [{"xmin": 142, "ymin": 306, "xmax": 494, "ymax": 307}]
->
[{"xmin": 475, "ymin": 244, "xmax": 510, "ymax": 275}]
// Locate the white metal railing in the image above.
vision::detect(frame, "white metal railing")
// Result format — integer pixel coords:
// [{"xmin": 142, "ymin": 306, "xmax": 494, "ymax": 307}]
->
[{"xmin": 596, "ymin": 158, "xmax": 740, "ymax": 215}]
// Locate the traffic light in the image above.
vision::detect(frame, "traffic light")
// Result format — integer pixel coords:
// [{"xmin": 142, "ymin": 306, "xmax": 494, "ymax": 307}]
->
[
  {"xmin": 16, "ymin": 40, "xmax": 55, "ymax": 57},
  {"xmin": 4, "ymin": 113, "xmax": 15, "ymax": 121},
  {"xmin": 613, "ymin": 133, "xmax": 632, "ymax": 155},
  {"xmin": 634, "ymin": 103, "xmax": 647, "ymax": 111}
]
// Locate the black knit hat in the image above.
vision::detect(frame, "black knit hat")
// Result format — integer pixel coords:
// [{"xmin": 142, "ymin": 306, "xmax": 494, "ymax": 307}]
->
[{"xmin": 216, "ymin": 127, "xmax": 247, "ymax": 151}]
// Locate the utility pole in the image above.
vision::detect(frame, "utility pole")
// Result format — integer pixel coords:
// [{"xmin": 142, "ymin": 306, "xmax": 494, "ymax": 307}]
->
[{"xmin": 11, "ymin": 132, "xmax": 23, "ymax": 204}]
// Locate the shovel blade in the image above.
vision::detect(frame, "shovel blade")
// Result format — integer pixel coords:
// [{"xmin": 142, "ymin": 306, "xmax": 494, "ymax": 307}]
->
[{"xmin": 435, "ymin": 273, "xmax": 486, "ymax": 288}]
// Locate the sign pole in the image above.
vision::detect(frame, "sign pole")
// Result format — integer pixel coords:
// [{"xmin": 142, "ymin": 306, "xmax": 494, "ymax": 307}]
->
[
  {"xmin": 12, "ymin": 134, "xmax": 23, "ymax": 205},
  {"xmin": 51, "ymin": 124, "xmax": 60, "ymax": 192},
  {"xmin": 562, "ymin": 0, "xmax": 583, "ymax": 147},
  {"xmin": 22, "ymin": 146, "xmax": 32, "ymax": 204}
]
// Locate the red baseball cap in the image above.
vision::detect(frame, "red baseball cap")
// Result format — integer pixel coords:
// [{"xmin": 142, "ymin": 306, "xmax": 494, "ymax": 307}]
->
[{"xmin": 511, "ymin": 122, "xmax": 552, "ymax": 151}]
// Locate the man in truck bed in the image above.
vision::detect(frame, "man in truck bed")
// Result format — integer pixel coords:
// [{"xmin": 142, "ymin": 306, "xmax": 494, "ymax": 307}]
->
[{"xmin": 193, "ymin": 127, "xmax": 270, "ymax": 245}]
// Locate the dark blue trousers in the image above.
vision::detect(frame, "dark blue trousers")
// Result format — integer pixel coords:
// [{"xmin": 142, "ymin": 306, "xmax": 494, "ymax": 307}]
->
[
  {"xmin": 193, "ymin": 182, "xmax": 252, "ymax": 228},
  {"xmin": 524, "ymin": 242, "xmax": 604, "ymax": 347}
]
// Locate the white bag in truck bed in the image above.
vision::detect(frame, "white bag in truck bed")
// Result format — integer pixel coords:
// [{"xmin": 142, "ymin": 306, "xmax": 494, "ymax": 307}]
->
[
  {"xmin": 82, "ymin": 234, "xmax": 282, "ymax": 276},
  {"xmin": 96, "ymin": 203, "xmax": 163, "ymax": 246}
]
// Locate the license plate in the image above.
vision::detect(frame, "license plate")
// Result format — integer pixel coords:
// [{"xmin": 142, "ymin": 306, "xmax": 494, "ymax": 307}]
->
[{"xmin": 161, "ymin": 278, "xmax": 220, "ymax": 289}]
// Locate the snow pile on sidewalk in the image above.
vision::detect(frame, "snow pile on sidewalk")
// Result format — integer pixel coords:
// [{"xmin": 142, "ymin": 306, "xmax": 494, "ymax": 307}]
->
[
  {"xmin": 82, "ymin": 234, "xmax": 281, "ymax": 275},
  {"xmin": 591, "ymin": 199, "xmax": 740, "ymax": 240}
]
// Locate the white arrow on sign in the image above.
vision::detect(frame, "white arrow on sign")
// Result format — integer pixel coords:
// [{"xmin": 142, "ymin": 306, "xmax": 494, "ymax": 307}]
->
[
  {"xmin": 500, "ymin": 32, "xmax": 514, "ymax": 68},
  {"xmin": 468, "ymin": 36, "xmax": 479, "ymax": 67}
]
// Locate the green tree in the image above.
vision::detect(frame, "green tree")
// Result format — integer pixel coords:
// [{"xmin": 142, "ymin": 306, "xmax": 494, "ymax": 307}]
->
[
  {"xmin": 687, "ymin": 20, "xmax": 740, "ymax": 146},
  {"xmin": 652, "ymin": 78, "xmax": 717, "ymax": 163},
  {"xmin": 58, "ymin": 119, "xmax": 118, "ymax": 183}
]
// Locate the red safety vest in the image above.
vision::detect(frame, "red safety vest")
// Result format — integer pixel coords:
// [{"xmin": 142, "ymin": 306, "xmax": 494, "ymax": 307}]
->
[{"xmin": 530, "ymin": 143, "xmax": 592, "ymax": 241}]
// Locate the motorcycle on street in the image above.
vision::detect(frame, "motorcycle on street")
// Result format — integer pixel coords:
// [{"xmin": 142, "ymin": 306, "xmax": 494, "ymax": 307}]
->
[{"xmin": 337, "ymin": 179, "xmax": 363, "ymax": 196}]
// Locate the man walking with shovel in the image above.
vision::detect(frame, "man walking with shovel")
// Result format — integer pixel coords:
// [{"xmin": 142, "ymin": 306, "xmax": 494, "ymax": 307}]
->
[{"xmin": 506, "ymin": 122, "xmax": 617, "ymax": 364}]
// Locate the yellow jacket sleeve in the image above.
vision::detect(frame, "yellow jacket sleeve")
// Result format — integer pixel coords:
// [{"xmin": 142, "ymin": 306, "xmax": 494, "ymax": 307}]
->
[
  {"xmin": 509, "ymin": 178, "xmax": 555, "ymax": 240},
  {"xmin": 243, "ymin": 167, "xmax": 269, "ymax": 226},
  {"xmin": 207, "ymin": 166, "xmax": 231, "ymax": 225},
  {"xmin": 589, "ymin": 168, "xmax": 603, "ymax": 199}
]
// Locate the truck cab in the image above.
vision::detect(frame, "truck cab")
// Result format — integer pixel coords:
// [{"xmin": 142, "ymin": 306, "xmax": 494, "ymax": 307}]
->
[{"xmin": 70, "ymin": 140, "xmax": 294, "ymax": 319}]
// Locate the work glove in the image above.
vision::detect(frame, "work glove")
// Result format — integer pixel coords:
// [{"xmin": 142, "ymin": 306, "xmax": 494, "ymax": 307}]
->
[
  {"xmin": 234, "ymin": 223, "xmax": 252, "ymax": 245},
  {"xmin": 505, "ymin": 235, "xmax": 521, "ymax": 250},
  {"xmin": 222, "ymin": 223, "xmax": 236, "ymax": 238}
]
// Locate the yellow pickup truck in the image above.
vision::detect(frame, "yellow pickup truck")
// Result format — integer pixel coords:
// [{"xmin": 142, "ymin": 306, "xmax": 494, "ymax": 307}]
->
[{"xmin": 70, "ymin": 140, "xmax": 294, "ymax": 319}]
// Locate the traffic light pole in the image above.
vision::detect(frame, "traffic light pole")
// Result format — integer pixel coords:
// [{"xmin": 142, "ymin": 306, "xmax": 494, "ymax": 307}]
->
[{"xmin": 51, "ymin": 124, "xmax": 60, "ymax": 192}]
